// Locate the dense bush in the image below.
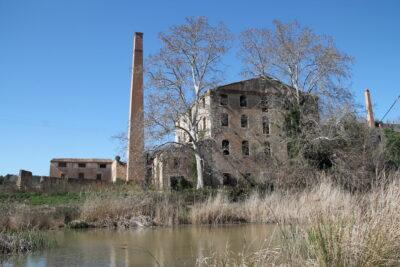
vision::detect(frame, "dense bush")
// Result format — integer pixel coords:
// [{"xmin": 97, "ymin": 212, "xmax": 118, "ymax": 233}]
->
[{"xmin": 384, "ymin": 128, "xmax": 400, "ymax": 168}]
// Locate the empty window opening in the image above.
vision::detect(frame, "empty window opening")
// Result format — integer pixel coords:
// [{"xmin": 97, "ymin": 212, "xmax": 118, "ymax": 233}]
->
[
  {"xmin": 170, "ymin": 176, "xmax": 193, "ymax": 191},
  {"xmin": 261, "ymin": 96, "xmax": 268, "ymax": 112},
  {"xmin": 78, "ymin": 173, "xmax": 84, "ymax": 180},
  {"xmin": 240, "ymin": 95, "xmax": 247, "ymax": 107},
  {"xmin": 99, "ymin": 164, "xmax": 107, "ymax": 169},
  {"xmin": 223, "ymin": 173, "xmax": 237, "ymax": 187},
  {"xmin": 78, "ymin": 163, "xmax": 86, "ymax": 168},
  {"xmin": 202, "ymin": 98, "xmax": 206, "ymax": 108},
  {"xmin": 220, "ymin": 94, "xmax": 228, "ymax": 106},
  {"xmin": 173, "ymin": 158, "xmax": 180, "ymax": 169},
  {"xmin": 264, "ymin": 141, "xmax": 271, "ymax": 156},
  {"xmin": 221, "ymin": 113, "xmax": 229, "ymax": 127},
  {"xmin": 241, "ymin": 114, "xmax": 248, "ymax": 128},
  {"xmin": 262, "ymin": 116, "xmax": 270, "ymax": 134},
  {"xmin": 203, "ymin": 117, "xmax": 207, "ymax": 130},
  {"xmin": 242, "ymin": 140, "xmax": 249, "ymax": 156},
  {"xmin": 96, "ymin": 174, "xmax": 102, "ymax": 181},
  {"xmin": 222, "ymin": 140, "xmax": 230, "ymax": 155},
  {"xmin": 58, "ymin": 162, "xmax": 67, "ymax": 168}
]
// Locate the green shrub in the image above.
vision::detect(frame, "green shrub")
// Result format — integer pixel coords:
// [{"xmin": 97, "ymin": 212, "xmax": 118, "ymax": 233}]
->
[{"xmin": 384, "ymin": 128, "xmax": 400, "ymax": 167}]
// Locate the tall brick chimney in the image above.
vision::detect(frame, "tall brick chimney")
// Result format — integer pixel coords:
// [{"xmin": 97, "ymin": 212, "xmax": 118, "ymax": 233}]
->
[
  {"xmin": 364, "ymin": 89, "xmax": 375, "ymax": 128},
  {"xmin": 126, "ymin": 32, "xmax": 145, "ymax": 183}
]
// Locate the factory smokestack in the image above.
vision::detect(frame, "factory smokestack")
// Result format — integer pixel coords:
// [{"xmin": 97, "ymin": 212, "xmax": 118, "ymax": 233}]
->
[
  {"xmin": 364, "ymin": 89, "xmax": 375, "ymax": 128},
  {"xmin": 126, "ymin": 32, "xmax": 145, "ymax": 183}
]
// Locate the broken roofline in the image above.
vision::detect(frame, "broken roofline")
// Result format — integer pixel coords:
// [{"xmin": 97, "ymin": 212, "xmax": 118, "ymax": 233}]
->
[
  {"xmin": 180, "ymin": 76, "xmax": 316, "ymax": 118},
  {"xmin": 196, "ymin": 75, "xmax": 316, "ymax": 103}
]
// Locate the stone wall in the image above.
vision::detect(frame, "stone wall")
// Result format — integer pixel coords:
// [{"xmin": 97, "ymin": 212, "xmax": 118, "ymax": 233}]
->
[
  {"xmin": 111, "ymin": 158, "xmax": 127, "ymax": 182},
  {"xmin": 152, "ymin": 145, "xmax": 195, "ymax": 190}
]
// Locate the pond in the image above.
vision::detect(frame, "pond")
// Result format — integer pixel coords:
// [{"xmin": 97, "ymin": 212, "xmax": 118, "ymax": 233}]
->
[{"xmin": 4, "ymin": 224, "xmax": 277, "ymax": 266}]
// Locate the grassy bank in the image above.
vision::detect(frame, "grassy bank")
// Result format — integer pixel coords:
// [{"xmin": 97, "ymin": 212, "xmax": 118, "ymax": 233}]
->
[
  {"xmin": 194, "ymin": 175, "xmax": 400, "ymax": 266},
  {"xmin": 2, "ymin": 174, "xmax": 400, "ymax": 265}
]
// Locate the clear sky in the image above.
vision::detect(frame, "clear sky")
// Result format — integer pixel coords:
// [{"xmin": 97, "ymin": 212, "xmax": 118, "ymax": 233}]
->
[{"xmin": 0, "ymin": 0, "xmax": 399, "ymax": 175}]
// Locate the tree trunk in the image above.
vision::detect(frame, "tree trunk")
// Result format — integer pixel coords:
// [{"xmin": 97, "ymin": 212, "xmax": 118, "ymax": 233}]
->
[{"xmin": 193, "ymin": 147, "xmax": 204, "ymax": 189}]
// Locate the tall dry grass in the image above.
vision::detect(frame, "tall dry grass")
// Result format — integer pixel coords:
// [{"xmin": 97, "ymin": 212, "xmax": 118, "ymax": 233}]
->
[
  {"xmin": 190, "ymin": 181, "xmax": 355, "ymax": 225},
  {"xmin": 80, "ymin": 192, "xmax": 191, "ymax": 227},
  {"xmin": 193, "ymin": 173, "xmax": 400, "ymax": 266}
]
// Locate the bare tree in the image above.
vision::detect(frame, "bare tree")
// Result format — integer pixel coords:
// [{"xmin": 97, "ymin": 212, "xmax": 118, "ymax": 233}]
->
[
  {"xmin": 146, "ymin": 17, "xmax": 232, "ymax": 189},
  {"xmin": 239, "ymin": 20, "xmax": 353, "ymax": 115}
]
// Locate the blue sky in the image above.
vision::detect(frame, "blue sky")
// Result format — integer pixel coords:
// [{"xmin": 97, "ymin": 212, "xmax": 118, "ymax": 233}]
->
[{"xmin": 0, "ymin": 0, "xmax": 399, "ymax": 175}]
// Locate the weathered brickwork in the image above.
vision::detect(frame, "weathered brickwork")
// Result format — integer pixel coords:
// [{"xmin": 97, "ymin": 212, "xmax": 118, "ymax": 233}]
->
[
  {"xmin": 154, "ymin": 77, "xmax": 319, "ymax": 189},
  {"xmin": 50, "ymin": 158, "xmax": 113, "ymax": 181}
]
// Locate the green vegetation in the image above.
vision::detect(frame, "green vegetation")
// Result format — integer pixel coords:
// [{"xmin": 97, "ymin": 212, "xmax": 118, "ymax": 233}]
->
[
  {"xmin": 0, "ymin": 231, "xmax": 54, "ymax": 256},
  {"xmin": 0, "ymin": 192, "xmax": 83, "ymax": 206},
  {"xmin": 384, "ymin": 128, "xmax": 400, "ymax": 167}
]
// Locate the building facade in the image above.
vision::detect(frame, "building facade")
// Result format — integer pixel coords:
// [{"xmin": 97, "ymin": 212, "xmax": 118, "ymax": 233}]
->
[
  {"xmin": 154, "ymin": 77, "xmax": 318, "ymax": 189},
  {"xmin": 50, "ymin": 158, "xmax": 125, "ymax": 182}
]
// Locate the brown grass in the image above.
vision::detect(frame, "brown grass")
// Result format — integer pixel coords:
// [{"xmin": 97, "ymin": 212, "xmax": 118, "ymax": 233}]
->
[
  {"xmin": 190, "ymin": 181, "xmax": 354, "ymax": 225},
  {"xmin": 193, "ymin": 173, "xmax": 400, "ymax": 266},
  {"xmin": 80, "ymin": 192, "xmax": 191, "ymax": 227}
]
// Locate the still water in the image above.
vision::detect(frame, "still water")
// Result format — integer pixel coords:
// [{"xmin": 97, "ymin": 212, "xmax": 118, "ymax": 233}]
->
[{"xmin": 4, "ymin": 224, "xmax": 276, "ymax": 267}]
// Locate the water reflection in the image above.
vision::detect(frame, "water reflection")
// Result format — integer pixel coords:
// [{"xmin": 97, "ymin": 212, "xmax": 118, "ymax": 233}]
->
[{"xmin": 5, "ymin": 224, "xmax": 276, "ymax": 267}]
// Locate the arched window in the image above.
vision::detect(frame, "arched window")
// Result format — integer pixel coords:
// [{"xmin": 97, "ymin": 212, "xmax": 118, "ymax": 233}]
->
[
  {"xmin": 220, "ymin": 94, "xmax": 228, "ymax": 106},
  {"xmin": 262, "ymin": 116, "xmax": 270, "ymax": 134},
  {"xmin": 221, "ymin": 113, "xmax": 229, "ymax": 127},
  {"xmin": 241, "ymin": 114, "xmax": 248, "ymax": 128},
  {"xmin": 240, "ymin": 95, "xmax": 247, "ymax": 107},
  {"xmin": 222, "ymin": 140, "xmax": 230, "ymax": 155},
  {"xmin": 242, "ymin": 140, "xmax": 249, "ymax": 156}
]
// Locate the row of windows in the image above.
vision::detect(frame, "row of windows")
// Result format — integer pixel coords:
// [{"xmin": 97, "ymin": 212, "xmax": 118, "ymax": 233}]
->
[
  {"xmin": 221, "ymin": 113, "xmax": 270, "ymax": 134},
  {"xmin": 220, "ymin": 94, "xmax": 268, "ymax": 111},
  {"xmin": 221, "ymin": 140, "xmax": 270, "ymax": 156},
  {"xmin": 60, "ymin": 173, "xmax": 103, "ymax": 180},
  {"xmin": 57, "ymin": 162, "xmax": 108, "ymax": 169}
]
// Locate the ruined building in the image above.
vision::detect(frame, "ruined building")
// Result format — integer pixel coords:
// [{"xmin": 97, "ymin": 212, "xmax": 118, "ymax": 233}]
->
[
  {"xmin": 152, "ymin": 77, "xmax": 319, "ymax": 190},
  {"xmin": 46, "ymin": 33, "xmax": 319, "ymax": 190},
  {"xmin": 50, "ymin": 157, "xmax": 126, "ymax": 182}
]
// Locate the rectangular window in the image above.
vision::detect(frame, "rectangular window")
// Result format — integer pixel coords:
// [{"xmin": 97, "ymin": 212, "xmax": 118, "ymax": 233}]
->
[
  {"xmin": 240, "ymin": 95, "xmax": 247, "ymax": 107},
  {"xmin": 264, "ymin": 142, "xmax": 271, "ymax": 156},
  {"xmin": 241, "ymin": 115, "xmax": 248, "ymax": 128},
  {"xmin": 242, "ymin": 140, "xmax": 249, "ymax": 156},
  {"xmin": 78, "ymin": 163, "xmax": 86, "ymax": 168},
  {"xmin": 203, "ymin": 117, "xmax": 207, "ymax": 130},
  {"xmin": 99, "ymin": 164, "xmax": 107, "ymax": 169},
  {"xmin": 221, "ymin": 113, "xmax": 229, "ymax": 127},
  {"xmin": 58, "ymin": 162, "xmax": 67, "ymax": 168},
  {"xmin": 96, "ymin": 174, "xmax": 102, "ymax": 181},
  {"xmin": 222, "ymin": 140, "xmax": 230, "ymax": 155},
  {"xmin": 78, "ymin": 173, "xmax": 84, "ymax": 179},
  {"xmin": 261, "ymin": 96, "xmax": 268, "ymax": 112},
  {"xmin": 220, "ymin": 94, "xmax": 228, "ymax": 106},
  {"xmin": 262, "ymin": 116, "xmax": 270, "ymax": 134},
  {"xmin": 173, "ymin": 158, "xmax": 180, "ymax": 169}
]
